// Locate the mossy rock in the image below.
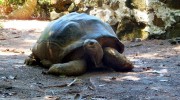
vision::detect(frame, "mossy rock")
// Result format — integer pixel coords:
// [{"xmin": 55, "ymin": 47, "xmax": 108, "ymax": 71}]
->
[
  {"xmin": 125, "ymin": 0, "xmax": 146, "ymax": 10},
  {"xmin": 118, "ymin": 29, "xmax": 149, "ymax": 41},
  {"xmin": 153, "ymin": 15, "xmax": 165, "ymax": 27},
  {"xmin": 131, "ymin": 0, "xmax": 146, "ymax": 11},
  {"xmin": 149, "ymin": 23, "xmax": 180, "ymax": 39},
  {"xmin": 159, "ymin": 0, "xmax": 180, "ymax": 9},
  {"xmin": 166, "ymin": 23, "xmax": 180, "ymax": 38},
  {"xmin": 0, "ymin": 23, "xmax": 3, "ymax": 28}
]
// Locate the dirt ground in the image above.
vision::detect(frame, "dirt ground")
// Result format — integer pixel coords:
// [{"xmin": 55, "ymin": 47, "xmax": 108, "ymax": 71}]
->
[{"xmin": 0, "ymin": 20, "xmax": 180, "ymax": 100}]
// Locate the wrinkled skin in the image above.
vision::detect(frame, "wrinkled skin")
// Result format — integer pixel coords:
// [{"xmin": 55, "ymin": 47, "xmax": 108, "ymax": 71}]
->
[{"xmin": 25, "ymin": 12, "xmax": 134, "ymax": 76}]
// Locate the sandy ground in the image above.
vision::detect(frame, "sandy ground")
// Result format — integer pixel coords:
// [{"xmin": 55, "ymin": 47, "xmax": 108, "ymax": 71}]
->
[{"xmin": 0, "ymin": 20, "xmax": 180, "ymax": 100}]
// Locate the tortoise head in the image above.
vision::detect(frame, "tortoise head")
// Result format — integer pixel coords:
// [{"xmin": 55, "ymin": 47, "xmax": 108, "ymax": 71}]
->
[{"xmin": 83, "ymin": 39, "xmax": 103, "ymax": 68}]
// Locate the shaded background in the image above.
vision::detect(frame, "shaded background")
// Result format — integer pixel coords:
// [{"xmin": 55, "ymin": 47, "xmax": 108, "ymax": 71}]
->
[{"xmin": 0, "ymin": 0, "xmax": 180, "ymax": 40}]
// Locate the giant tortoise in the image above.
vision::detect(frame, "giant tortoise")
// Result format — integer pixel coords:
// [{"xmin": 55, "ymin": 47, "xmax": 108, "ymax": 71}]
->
[{"xmin": 25, "ymin": 12, "xmax": 134, "ymax": 76}]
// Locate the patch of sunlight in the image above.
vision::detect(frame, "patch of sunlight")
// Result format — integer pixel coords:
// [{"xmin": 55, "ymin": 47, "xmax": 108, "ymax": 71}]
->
[
  {"xmin": 0, "ymin": 67, "xmax": 4, "ymax": 70},
  {"xmin": 24, "ymin": 39, "xmax": 37, "ymax": 43},
  {"xmin": 14, "ymin": 64, "xmax": 26, "ymax": 68},
  {"xmin": 0, "ymin": 47, "xmax": 31, "ymax": 56},
  {"xmin": 173, "ymin": 46, "xmax": 180, "ymax": 52},
  {"xmin": 145, "ymin": 0, "xmax": 149, "ymax": 6},
  {"xmin": 2, "ymin": 20, "xmax": 49, "ymax": 30},
  {"xmin": 0, "ymin": 51, "xmax": 22, "ymax": 56},
  {"xmin": 121, "ymin": 76, "xmax": 140, "ymax": 81},
  {"xmin": 101, "ymin": 75, "xmax": 140, "ymax": 82},
  {"xmin": 146, "ymin": 69, "xmax": 168, "ymax": 74},
  {"xmin": 136, "ymin": 53, "xmax": 165, "ymax": 59},
  {"xmin": 133, "ymin": 9, "xmax": 149, "ymax": 22}
]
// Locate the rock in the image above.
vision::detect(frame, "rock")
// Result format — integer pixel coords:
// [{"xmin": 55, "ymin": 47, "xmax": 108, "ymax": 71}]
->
[
  {"xmin": 116, "ymin": 16, "xmax": 148, "ymax": 41},
  {"xmin": 50, "ymin": 11, "xmax": 68, "ymax": 20},
  {"xmin": 132, "ymin": 0, "xmax": 146, "ymax": 11},
  {"xmin": 109, "ymin": 0, "xmax": 119, "ymax": 10},
  {"xmin": 8, "ymin": 0, "xmax": 37, "ymax": 19},
  {"xmin": 68, "ymin": 3, "xmax": 78, "ymax": 12},
  {"xmin": 118, "ymin": 28, "xmax": 149, "ymax": 41},
  {"xmin": 153, "ymin": 14, "xmax": 165, "ymax": 27},
  {"xmin": 50, "ymin": 10, "xmax": 61, "ymax": 20},
  {"xmin": 166, "ymin": 23, "xmax": 180, "ymax": 38},
  {"xmin": 50, "ymin": 0, "xmax": 72, "ymax": 13},
  {"xmin": 159, "ymin": 0, "xmax": 180, "ymax": 9},
  {"xmin": 90, "ymin": 7, "xmax": 117, "ymax": 25},
  {"xmin": 49, "ymin": 0, "xmax": 180, "ymax": 40}
]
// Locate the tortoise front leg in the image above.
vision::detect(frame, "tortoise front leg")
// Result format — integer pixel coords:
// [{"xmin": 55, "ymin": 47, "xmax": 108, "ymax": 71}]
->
[
  {"xmin": 40, "ymin": 59, "xmax": 53, "ymax": 68},
  {"xmin": 103, "ymin": 47, "xmax": 134, "ymax": 72},
  {"xmin": 47, "ymin": 60, "xmax": 87, "ymax": 76}
]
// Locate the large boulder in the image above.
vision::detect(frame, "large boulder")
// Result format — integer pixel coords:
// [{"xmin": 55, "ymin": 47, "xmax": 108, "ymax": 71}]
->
[{"xmin": 50, "ymin": 0, "xmax": 180, "ymax": 40}]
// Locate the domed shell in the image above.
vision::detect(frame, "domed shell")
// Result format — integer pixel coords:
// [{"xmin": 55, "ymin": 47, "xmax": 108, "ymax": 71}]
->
[{"xmin": 32, "ymin": 12, "xmax": 124, "ymax": 63}]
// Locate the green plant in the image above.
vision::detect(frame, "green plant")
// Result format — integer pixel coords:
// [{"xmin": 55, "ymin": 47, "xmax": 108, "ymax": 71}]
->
[
  {"xmin": 0, "ymin": 0, "xmax": 4, "ymax": 4},
  {"xmin": 0, "ymin": 23, "xmax": 3, "ymax": 28}
]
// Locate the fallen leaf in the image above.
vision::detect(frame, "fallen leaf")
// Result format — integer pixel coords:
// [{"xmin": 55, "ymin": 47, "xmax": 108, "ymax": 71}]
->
[
  {"xmin": 11, "ymin": 32, "xmax": 17, "ymax": 34},
  {"xmin": 44, "ymin": 96, "xmax": 60, "ymax": 100},
  {"xmin": 146, "ymin": 69, "xmax": 168, "ymax": 74},
  {"xmin": 2, "ymin": 92, "xmax": 17, "ymax": 97},
  {"xmin": 159, "ymin": 79, "xmax": 168, "ymax": 82},
  {"xmin": 128, "ymin": 43, "xmax": 143, "ymax": 48},
  {"xmin": 89, "ymin": 77, "xmax": 96, "ymax": 90},
  {"xmin": 2, "ymin": 49, "xmax": 24, "ymax": 54},
  {"xmin": 8, "ymin": 75, "xmax": 17, "ymax": 80},
  {"xmin": 0, "ymin": 38, "xmax": 6, "ymax": 40},
  {"xmin": 88, "ymin": 86, "xmax": 95, "ymax": 90},
  {"xmin": 142, "ymin": 67, "xmax": 152, "ymax": 71},
  {"xmin": 99, "ymin": 84, "xmax": 106, "ymax": 87},
  {"xmin": 14, "ymin": 36, "xmax": 20, "ymax": 38},
  {"xmin": 111, "ymin": 77, "xmax": 116, "ymax": 80}
]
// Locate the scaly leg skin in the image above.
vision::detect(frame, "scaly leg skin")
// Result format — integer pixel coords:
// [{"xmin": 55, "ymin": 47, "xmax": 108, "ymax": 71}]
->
[
  {"xmin": 24, "ymin": 53, "xmax": 40, "ymax": 66},
  {"xmin": 103, "ymin": 47, "xmax": 134, "ymax": 72},
  {"xmin": 40, "ymin": 59, "xmax": 53, "ymax": 68},
  {"xmin": 47, "ymin": 60, "xmax": 87, "ymax": 76},
  {"xmin": 83, "ymin": 39, "xmax": 103, "ymax": 68}
]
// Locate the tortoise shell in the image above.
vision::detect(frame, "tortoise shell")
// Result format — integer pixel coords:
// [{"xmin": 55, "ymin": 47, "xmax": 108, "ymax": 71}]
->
[{"xmin": 31, "ymin": 12, "xmax": 124, "ymax": 63}]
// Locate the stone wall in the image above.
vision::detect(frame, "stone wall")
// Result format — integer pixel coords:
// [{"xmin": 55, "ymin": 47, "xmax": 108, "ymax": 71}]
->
[{"xmin": 51, "ymin": 0, "xmax": 180, "ymax": 40}]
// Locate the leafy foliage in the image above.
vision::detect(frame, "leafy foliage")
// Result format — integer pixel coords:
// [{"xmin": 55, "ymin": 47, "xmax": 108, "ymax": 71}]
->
[
  {"xmin": 38, "ymin": 0, "xmax": 50, "ymax": 5},
  {"xmin": 0, "ymin": 0, "xmax": 52, "ymax": 19},
  {"xmin": 7, "ymin": 0, "xmax": 25, "ymax": 5},
  {"xmin": 8, "ymin": 0, "xmax": 37, "ymax": 19},
  {"xmin": 0, "ymin": 0, "xmax": 4, "ymax": 4},
  {"xmin": 0, "ymin": 23, "xmax": 3, "ymax": 28},
  {"xmin": 33, "ymin": 0, "xmax": 52, "ymax": 19}
]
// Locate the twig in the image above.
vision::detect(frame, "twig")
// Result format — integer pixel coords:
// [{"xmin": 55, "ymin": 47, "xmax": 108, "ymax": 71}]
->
[
  {"xmin": 43, "ymin": 78, "xmax": 78, "ymax": 88},
  {"xmin": 67, "ymin": 77, "xmax": 78, "ymax": 87},
  {"xmin": 43, "ymin": 84, "xmax": 67, "ymax": 88},
  {"xmin": 88, "ymin": 77, "xmax": 96, "ymax": 90}
]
